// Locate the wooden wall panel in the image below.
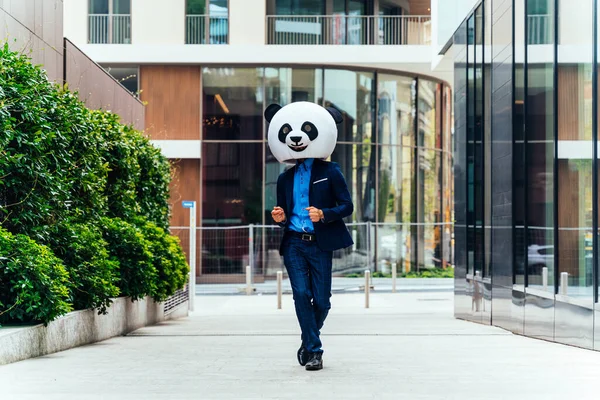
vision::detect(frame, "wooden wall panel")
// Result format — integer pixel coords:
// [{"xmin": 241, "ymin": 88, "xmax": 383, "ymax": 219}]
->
[
  {"xmin": 408, "ymin": 0, "xmax": 430, "ymax": 15},
  {"xmin": 558, "ymin": 66, "xmax": 579, "ymax": 140},
  {"xmin": 558, "ymin": 160, "xmax": 581, "ymax": 279},
  {"xmin": 66, "ymin": 41, "xmax": 145, "ymax": 130},
  {"xmin": 169, "ymin": 159, "xmax": 201, "ymax": 276},
  {"xmin": 141, "ymin": 66, "xmax": 201, "ymax": 140}
]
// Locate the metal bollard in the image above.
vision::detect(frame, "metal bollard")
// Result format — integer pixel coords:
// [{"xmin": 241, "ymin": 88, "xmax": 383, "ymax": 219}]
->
[
  {"xmin": 542, "ymin": 267, "xmax": 548, "ymax": 291},
  {"xmin": 246, "ymin": 265, "xmax": 252, "ymax": 295},
  {"xmin": 277, "ymin": 271, "xmax": 283, "ymax": 309},
  {"xmin": 365, "ymin": 270, "xmax": 370, "ymax": 309},
  {"xmin": 560, "ymin": 272, "xmax": 568, "ymax": 295},
  {"xmin": 392, "ymin": 262, "xmax": 397, "ymax": 293}
]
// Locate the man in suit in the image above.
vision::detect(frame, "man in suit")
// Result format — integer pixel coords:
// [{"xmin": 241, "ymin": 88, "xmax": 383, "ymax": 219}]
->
[{"xmin": 265, "ymin": 102, "xmax": 354, "ymax": 371}]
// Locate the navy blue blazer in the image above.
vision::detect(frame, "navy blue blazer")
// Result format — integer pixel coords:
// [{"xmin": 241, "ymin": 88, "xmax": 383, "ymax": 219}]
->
[{"xmin": 276, "ymin": 159, "xmax": 354, "ymax": 254}]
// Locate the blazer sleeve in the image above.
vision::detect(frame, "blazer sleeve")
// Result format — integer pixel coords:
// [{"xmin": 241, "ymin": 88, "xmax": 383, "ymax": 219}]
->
[
  {"xmin": 275, "ymin": 172, "xmax": 287, "ymax": 228},
  {"xmin": 321, "ymin": 163, "xmax": 354, "ymax": 223}
]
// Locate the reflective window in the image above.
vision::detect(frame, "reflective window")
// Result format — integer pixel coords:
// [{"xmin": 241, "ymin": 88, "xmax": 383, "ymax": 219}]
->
[
  {"xmin": 88, "ymin": 0, "xmax": 131, "ymax": 44},
  {"xmin": 202, "ymin": 142, "xmax": 263, "ymax": 226},
  {"xmin": 418, "ymin": 80, "xmax": 438, "ymax": 149},
  {"xmin": 103, "ymin": 66, "xmax": 138, "ymax": 95},
  {"xmin": 330, "ymin": 143, "xmax": 376, "ymax": 222},
  {"xmin": 264, "ymin": 67, "xmax": 323, "ymax": 106},
  {"xmin": 275, "ymin": 0, "xmax": 325, "ymax": 15},
  {"xmin": 186, "ymin": 0, "xmax": 229, "ymax": 44},
  {"xmin": 527, "ymin": 0, "xmax": 551, "ymax": 44},
  {"xmin": 377, "ymin": 75, "xmax": 415, "ymax": 147},
  {"xmin": 525, "ymin": 0, "xmax": 555, "ymax": 291},
  {"xmin": 89, "ymin": 0, "xmax": 130, "ymax": 14},
  {"xmin": 377, "ymin": 145, "xmax": 414, "ymax": 224},
  {"xmin": 555, "ymin": 0, "xmax": 593, "ymax": 298},
  {"xmin": 422, "ymin": 149, "xmax": 443, "ymax": 268},
  {"xmin": 324, "ymin": 70, "xmax": 375, "ymax": 143},
  {"xmin": 202, "ymin": 68, "xmax": 264, "ymax": 140},
  {"xmin": 195, "ymin": 66, "xmax": 449, "ymax": 278},
  {"xmin": 514, "ymin": 1, "xmax": 526, "ymax": 286}
]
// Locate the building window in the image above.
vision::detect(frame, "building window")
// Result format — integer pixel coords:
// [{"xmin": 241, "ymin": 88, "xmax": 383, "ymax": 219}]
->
[
  {"xmin": 103, "ymin": 66, "xmax": 139, "ymax": 96},
  {"xmin": 88, "ymin": 0, "xmax": 132, "ymax": 44},
  {"xmin": 196, "ymin": 66, "xmax": 451, "ymax": 277},
  {"xmin": 186, "ymin": 0, "xmax": 229, "ymax": 44},
  {"xmin": 266, "ymin": 0, "xmax": 429, "ymax": 45}
]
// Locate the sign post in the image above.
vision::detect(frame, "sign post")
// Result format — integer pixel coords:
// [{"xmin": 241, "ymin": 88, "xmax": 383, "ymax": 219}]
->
[{"xmin": 182, "ymin": 201, "xmax": 196, "ymax": 311}]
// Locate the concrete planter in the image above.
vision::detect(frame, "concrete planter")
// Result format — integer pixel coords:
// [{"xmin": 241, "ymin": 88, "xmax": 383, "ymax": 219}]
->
[{"xmin": 0, "ymin": 296, "xmax": 188, "ymax": 365}]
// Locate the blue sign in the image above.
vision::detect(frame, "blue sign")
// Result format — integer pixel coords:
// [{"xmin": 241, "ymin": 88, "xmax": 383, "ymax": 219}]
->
[{"xmin": 182, "ymin": 201, "xmax": 196, "ymax": 209}]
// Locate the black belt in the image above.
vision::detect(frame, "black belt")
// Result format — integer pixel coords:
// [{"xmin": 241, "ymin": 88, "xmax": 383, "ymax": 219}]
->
[{"xmin": 287, "ymin": 231, "xmax": 316, "ymax": 242}]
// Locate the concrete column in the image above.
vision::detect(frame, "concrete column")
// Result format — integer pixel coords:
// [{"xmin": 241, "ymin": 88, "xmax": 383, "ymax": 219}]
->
[
  {"xmin": 229, "ymin": 0, "xmax": 266, "ymax": 45},
  {"xmin": 63, "ymin": 0, "xmax": 89, "ymax": 45},
  {"xmin": 131, "ymin": 0, "xmax": 185, "ymax": 44}
]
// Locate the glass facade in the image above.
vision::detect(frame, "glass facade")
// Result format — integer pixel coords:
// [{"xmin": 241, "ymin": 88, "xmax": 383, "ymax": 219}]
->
[
  {"xmin": 201, "ymin": 66, "xmax": 451, "ymax": 275},
  {"xmin": 454, "ymin": 0, "xmax": 600, "ymax": 350}
]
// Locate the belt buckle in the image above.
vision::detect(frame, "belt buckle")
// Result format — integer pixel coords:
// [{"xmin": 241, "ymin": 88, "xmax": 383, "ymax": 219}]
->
[{"xmin": 302, "ymin": 234, "xmax": 312, "ymax": 242}]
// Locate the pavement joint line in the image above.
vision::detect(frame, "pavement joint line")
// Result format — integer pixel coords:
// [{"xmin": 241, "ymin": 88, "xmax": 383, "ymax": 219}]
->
[{"xmin": 125, "ymin": 333, "xmax": 512, "ymax": 337}]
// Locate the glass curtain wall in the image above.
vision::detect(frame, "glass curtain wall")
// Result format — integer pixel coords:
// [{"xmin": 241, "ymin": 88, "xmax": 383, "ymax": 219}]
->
[
  {"xmin": 463, "ymin": 5, "xmax": 487, "ymax": 278},
  {"xmin": 556, "ymin": 0, "xmax": 594, "ymax": 299},
  {"xmin": 200, "ymin": 66, "xmax": 450, "ymax": 277}
]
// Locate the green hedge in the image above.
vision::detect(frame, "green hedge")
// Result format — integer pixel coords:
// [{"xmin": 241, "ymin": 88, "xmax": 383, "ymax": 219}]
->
[
  {"xmin": 35, "ymin": 221, "xmax": 120, "ymax": 314},
  {"xmin": 0, "ymin": 228, "xmax": 72, "ymax": 325},
  {"xmin": 136, "ymin": 218, "xmax": 189, "ymax": 302},
  {"xmin": 101, "ymin": 218, "xmax": 157, "ymax": 302},
  {"xmin": 0, "ymin": 44, "xmax": 189, "ymax": 324}
]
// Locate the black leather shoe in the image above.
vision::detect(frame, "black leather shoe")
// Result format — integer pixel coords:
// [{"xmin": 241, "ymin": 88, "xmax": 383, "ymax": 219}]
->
[
  {"xmin": 305, "ymin": 352, "xmax": 323, "ymax": 371},
  {"xmin": 297, "ymin": 345, "xmax": 309, "ymax": 366}
]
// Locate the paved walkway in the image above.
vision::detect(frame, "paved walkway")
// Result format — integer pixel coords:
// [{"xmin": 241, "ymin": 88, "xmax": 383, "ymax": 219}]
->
[
  {"xmin": 2, "ymin": 291, "xmax": 600, "ymax": 399},
  {"xmin": 197, "ymin": 277, "xmax": 453, "ymax": 295}
]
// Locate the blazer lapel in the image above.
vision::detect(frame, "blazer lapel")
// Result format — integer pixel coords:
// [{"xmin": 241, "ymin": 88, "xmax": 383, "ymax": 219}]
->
[
  {"xmin": 285, "ymin": 166, "xmax": 295, "ymax": 213},
  {"xmin": 309, "ymin": 159, "xmax": 322, "ymax": 200}
]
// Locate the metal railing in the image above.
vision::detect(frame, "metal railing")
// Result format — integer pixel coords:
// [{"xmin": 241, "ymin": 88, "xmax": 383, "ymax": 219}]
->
[
  {"xmin": 170, "ymin": 222, "xmax": 453, "ymax": 292},
  {"xmin": 88, "ymin": 14, "xmax": 131, "ymax": 44},
  {"xmin": 527, "ymin": 14, "xmax": 551, "ymax": 45},
  {"xmin": 266, "ymin": 15, "xmax": 431, "ymax": 45},
  {"xmin": 186, "ymin": 15, "xmax": 229, "ymax": 44}
]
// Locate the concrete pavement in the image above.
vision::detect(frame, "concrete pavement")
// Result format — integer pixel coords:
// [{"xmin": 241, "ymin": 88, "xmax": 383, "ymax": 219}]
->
[
  {"xmin": 1, "ymin": 291, "xmax": 600, "ymax": 399},
  {"xmin": 197, "ymin": 277, "xmax": 453, "ymax": 295}
]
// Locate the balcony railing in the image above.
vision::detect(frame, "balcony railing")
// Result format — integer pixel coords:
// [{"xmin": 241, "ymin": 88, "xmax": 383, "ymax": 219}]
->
[
  {"xmin": 88, "ymin": 14, "xmax": 131, "ymax": 44},
  {"xmin": 186, "ymin": 15, "xmax": 229, "ymax": 44},
  {"xmin": 528, "ymin": 14, "xmax": 550, "ymax": 45},
  {"xmin": 266, "ymin": 15, "xmax": 431, "ymax": 45}
]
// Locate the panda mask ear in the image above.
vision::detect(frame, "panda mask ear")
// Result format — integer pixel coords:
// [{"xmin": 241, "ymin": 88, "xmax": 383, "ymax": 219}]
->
[
  {"xmin": 326, "ymin": 107, "xmax": 343, "ymax": 124},
  {"xmin": 264, "ymin": 104, "xmax": 282, "ymax": 123}
]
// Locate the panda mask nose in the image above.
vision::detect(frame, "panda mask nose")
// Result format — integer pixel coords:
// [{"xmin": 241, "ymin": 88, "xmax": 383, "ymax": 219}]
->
[{"xmin": 290, "ymin": 136, "xmax": 302, "ymax": 144}]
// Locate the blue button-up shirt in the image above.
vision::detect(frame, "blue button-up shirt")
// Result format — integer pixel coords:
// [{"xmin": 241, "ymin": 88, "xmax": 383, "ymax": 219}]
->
[{"xmin": 290, "ymin": 158, "xmax": 314, "ymax": 233}]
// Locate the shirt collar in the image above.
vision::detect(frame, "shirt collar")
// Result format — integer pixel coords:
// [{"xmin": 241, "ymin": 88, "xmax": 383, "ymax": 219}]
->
[{"xmin": 297, "ymin": 158, "xmax": 314, "ymax": 171}]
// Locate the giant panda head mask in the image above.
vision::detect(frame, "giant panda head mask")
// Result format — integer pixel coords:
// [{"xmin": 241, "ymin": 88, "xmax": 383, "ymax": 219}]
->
[{"xmin": 264, "ymin": 102, "xmax": 343, "ymax": 164}]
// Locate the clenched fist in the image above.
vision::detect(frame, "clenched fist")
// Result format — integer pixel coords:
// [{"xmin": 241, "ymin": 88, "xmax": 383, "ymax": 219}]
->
[
  {"xmin": 306, "ymin": 207, "xmax": 324, "ymax": 223},
  {"xmin": 272, "ymin": 206, "xmax": 286, "ymax": 223}
]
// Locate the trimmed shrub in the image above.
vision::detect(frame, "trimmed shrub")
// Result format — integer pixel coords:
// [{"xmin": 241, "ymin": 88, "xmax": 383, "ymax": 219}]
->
[
  {"xmin": 0, "ymin": 45, "xmax": 179, "ymax": 324},
  {"xmin": 135, "ymin": 218, "xmax": 189, "ymax": 302},
  {"xmin": 101, "ymin": 217, "xmax": 157, "ymax": 301},
  {"xmin": 34, "ymin": 222, "xmax": 120, "ymax": 314},
  {"xmin": 0, "ymin": 228, "xmax": 71, "ymax": 325},
  {"xmin": 0, "ymin": 44, "xmax": 109, "ymax": 237},
  {"xmin": 134, "ymin": 134, "xmax": 171, "ymax": 231}
]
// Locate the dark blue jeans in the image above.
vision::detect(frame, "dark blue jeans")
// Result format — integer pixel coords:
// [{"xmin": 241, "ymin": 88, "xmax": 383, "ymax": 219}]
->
[{"xmin": 282, "ymin": 235, "xmax": 333, "ymax": 354}]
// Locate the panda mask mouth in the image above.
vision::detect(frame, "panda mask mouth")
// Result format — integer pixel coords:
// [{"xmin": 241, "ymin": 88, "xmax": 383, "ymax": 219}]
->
[
  {"xmin": 278, "ymin": 122, "xmax": 318, "ymax": 153},
  {"xmin": 289, "ymin": 144, "xmax": 308, "ymax": 152}
]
